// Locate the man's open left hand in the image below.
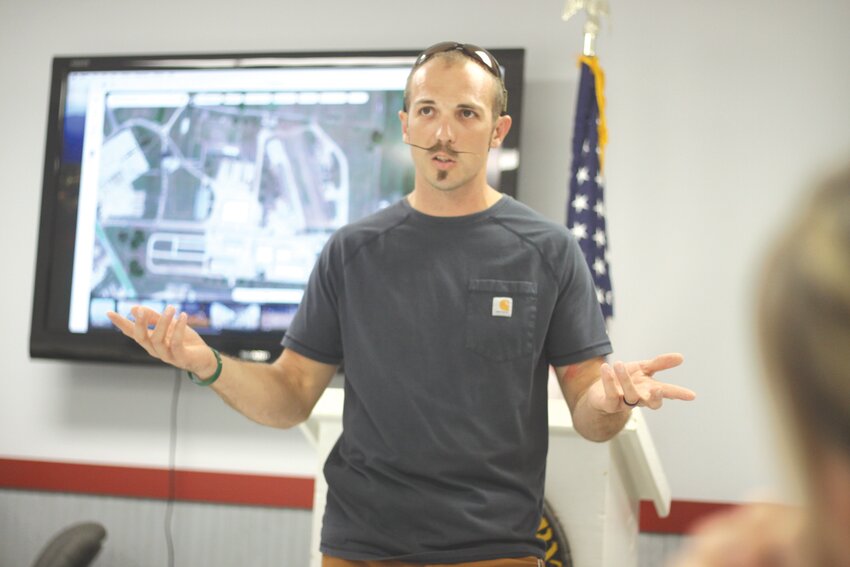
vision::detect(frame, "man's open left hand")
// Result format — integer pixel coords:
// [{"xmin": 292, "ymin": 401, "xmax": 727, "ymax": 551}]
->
[{"xmin": 589, "ymin": 353, "xmax": 695, "ymax": 413}]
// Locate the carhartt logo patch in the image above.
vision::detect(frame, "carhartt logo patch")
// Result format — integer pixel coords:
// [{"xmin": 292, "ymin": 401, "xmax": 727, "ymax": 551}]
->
[{"xmin": 492, "ymin": 297, "xmax": 513, "ymax": 317}]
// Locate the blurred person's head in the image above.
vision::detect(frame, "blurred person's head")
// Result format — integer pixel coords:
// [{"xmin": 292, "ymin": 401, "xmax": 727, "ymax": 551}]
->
[{"xmin": 759, "ymin": 163, "xmax": 850, "ymax": 566}]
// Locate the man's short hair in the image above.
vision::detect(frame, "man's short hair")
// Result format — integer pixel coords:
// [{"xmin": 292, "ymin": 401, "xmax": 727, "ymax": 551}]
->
[{"xmin": 402, "ymin": 50, "xmax": 508, "ymax": 120}]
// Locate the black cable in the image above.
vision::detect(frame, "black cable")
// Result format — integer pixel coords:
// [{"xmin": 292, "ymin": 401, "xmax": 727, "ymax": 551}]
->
[{"xmin": 165, "ymin": 369, "xmax": 182, "ymax": 567}]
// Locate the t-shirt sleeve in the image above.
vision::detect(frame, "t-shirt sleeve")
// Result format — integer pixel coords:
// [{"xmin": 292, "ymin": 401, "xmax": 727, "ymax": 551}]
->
[
  {"xmin": 281, "ymin": 235, "xmax": 344, "ymax": 365},
  {"xmin": 544, "ymin": 233, "xmax": 613, "ymax": 367}
]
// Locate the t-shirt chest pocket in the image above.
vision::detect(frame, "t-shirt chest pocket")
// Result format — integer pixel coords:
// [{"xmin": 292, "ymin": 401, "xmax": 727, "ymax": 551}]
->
[{"xmin": 465, "ymin": 279, "xmax": 538, "ymax": 361}]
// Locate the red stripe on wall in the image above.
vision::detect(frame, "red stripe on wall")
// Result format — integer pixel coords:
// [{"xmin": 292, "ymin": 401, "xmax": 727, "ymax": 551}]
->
[
  {"xmin": 1, "ymin": 458, "xmax": 735, "ymax": 532},
  {"xmin": 0, "ymin": 458, "xmax": 314, "ymax": 510},
  {"xmin": 640, "ymin": 499, "xmax": 738, "ymax": 534}
]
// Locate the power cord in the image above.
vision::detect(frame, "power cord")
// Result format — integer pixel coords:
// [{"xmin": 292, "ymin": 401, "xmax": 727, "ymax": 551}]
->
[{"xmin": 165, "ymin": 368, "xmax": 182, "ymax": 567}]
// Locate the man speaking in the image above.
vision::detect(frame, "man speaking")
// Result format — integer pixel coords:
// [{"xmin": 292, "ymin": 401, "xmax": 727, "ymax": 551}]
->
[{"xmin": 109, "ymin": 41, "xmax": 694, "ymax": 566}]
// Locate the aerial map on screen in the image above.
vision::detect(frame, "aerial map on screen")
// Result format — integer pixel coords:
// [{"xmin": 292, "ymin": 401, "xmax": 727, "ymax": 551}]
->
[{"xmin": 66, "ymin": 66, "xmax": 412, "ymax": 333}]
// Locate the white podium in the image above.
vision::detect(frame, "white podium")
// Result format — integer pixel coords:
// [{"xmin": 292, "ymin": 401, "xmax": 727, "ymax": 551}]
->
[{"xmin": 300, "ymin": 387, "xmax": 670, "ymax": 567}]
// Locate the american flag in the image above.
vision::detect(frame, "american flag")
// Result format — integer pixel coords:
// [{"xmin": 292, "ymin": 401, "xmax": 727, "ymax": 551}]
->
[{"xmin": 566, "ymin": 56, "xmax": 613, "ymax": 319}]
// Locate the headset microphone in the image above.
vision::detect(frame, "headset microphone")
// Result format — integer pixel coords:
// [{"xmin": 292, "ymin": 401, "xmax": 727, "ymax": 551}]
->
[{"xmin": 404, "ymin": 141, "xmax": 480, "ymax": 155}]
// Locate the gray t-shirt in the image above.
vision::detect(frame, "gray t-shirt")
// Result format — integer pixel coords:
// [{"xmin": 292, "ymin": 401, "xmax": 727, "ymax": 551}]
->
[{"xmin": 282, "ymin": 195, "xmax": 612, "ymax": 563}]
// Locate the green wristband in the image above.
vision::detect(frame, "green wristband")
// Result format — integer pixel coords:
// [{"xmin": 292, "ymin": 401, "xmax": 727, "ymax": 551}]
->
[{"xmin": 187, "ymin": 348, "xmax": 222, "ymax": 386}]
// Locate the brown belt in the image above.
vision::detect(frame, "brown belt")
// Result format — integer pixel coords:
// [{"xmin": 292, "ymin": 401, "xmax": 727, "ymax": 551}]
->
[{"xmin": 322, "ymin": 555, "xmax": 543, "ymax": 567}]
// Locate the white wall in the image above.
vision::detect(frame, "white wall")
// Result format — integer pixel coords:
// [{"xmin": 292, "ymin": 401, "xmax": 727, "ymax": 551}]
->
[{"xmin": 2, "ymin": 0, "xmax": 849, "ymax": 504}]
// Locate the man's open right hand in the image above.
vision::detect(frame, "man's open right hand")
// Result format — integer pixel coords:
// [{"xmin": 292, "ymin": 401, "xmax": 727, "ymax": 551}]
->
[{"xmin": 106, "ymin": 306, "xmax": 217, "ymax": 378}]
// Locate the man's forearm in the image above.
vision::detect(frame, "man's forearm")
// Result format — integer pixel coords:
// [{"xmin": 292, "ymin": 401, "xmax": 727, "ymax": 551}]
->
[
  {"xmin": 207, "ymin": 356, "xmax": 312, "ymax": 429},
  {"xmin": 570, "ymin": 390, "xmax": 631, "ymax": 442}
]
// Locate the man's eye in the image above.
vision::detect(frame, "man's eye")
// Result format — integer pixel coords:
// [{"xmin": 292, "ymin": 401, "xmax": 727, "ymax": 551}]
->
[
  {"xmin": 460, "ymin": 109, "xmax": 477, "ymax": 119},
  {"xmin": 418, "ymin": 107, "xmax": 433, "ymax": 116}
]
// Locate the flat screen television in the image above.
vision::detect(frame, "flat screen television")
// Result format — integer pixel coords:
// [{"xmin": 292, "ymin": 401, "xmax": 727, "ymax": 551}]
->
[{"xmin": 30, "ymin": 48, "xmax": 525, "ymax": 365}]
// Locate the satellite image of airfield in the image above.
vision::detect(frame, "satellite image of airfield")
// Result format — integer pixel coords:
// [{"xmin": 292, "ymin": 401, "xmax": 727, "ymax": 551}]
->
[{"xmin": 88, "ymin": 90, "xmax": 401, "ymax": 328}]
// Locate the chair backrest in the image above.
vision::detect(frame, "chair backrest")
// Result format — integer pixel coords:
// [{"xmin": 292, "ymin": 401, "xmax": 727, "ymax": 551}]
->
[{"xmin": 32, "ymin": 522, "xmax": 107, "ymax": 567}]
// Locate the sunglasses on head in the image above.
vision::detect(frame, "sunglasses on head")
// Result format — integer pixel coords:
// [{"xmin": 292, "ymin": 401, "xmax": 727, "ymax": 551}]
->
[
  {"xmin": 413, "ymin": 42, "xmax": 503, "ymax": 81},
  {"xmin": 410, "ymin": 42, "xmax": 508, "ymax": 115}
]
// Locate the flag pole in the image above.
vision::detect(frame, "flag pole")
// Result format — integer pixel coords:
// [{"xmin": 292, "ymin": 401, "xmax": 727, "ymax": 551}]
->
[
  {"xmin": 561, "ymin": 0, "xmax": 609, "ymax": 56},
  {"xmin": 562, "ymin": 0, "xmax": 614, "ymax": 321}
]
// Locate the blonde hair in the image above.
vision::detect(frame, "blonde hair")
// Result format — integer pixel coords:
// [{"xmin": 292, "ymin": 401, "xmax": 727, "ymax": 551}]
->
[{"xmin": 758, "ymin": 163, "xmax": 850, "ymax": 485}]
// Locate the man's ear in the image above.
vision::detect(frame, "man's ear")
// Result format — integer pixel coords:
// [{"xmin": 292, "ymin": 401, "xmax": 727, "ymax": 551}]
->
[
  {"xmin": 490, "ymin": 114, "xmax": 512, "ymax": 148},
  {"xmin": 399, "ymin": 110, "xmax": 409, "ymax": 144}
]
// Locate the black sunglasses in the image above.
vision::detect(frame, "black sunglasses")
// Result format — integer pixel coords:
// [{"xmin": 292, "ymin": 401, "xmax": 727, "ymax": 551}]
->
[
  {"xmin": 410, "ymin": 42, "xmax": 508, "ymax": 115},
  {"xmin": 413, "ymin": 41, "xmax": 503, "ymax": 81}
]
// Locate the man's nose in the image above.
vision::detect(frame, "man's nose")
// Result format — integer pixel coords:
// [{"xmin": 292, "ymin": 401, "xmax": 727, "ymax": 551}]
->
[{"xmin": 434, "ymin": 118, "xmax": 455, "ymax": 144}]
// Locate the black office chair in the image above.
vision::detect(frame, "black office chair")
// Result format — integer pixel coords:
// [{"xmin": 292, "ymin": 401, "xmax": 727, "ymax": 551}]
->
[{"xmin": 32, "ymin": 522, "xmax": 107, "ymax": 567}]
